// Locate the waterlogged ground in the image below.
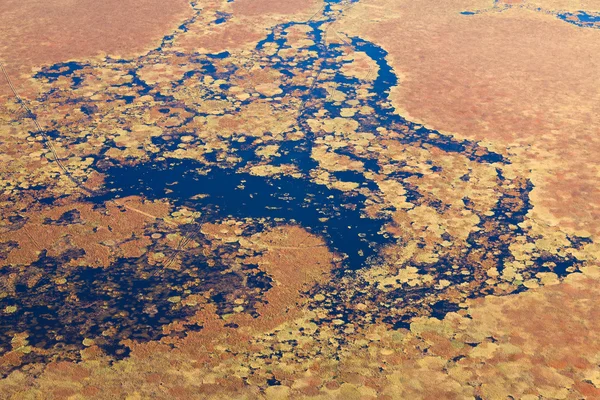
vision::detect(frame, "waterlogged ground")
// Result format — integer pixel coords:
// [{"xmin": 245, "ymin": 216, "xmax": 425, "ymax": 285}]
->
[{"xmin": 1, "ymin": 0, "xmax": 600, "ymax": 398}]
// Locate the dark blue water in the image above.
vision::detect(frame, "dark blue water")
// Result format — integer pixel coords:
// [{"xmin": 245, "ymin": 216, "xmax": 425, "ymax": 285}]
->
[
  {"xmin": 34, "ymin": 61, "xmax": 86, "ymax": 82},
  {"xmin": 95, "ymin": 158, "xmax": 389, "ymax": 271},
  {"xmin": 214, "ymin": 12, "xmax": 232, "ymax": 25},
  {"xmin": 558, "ymin": 11, "xmax": 600, "ymax": 28}
]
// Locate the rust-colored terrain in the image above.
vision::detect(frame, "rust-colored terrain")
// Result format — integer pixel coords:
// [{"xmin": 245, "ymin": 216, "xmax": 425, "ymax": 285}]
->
[
  {"xmin": 338, "ymin": 0, "xmax": 600, "ymax": 238},
  {"xmin": 0, "ymin": 0, "xmax": 192, "ymax": 98},
  {"xmin": 1, "ymin": 0, "xmax": 599, "ymax": 398}
]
